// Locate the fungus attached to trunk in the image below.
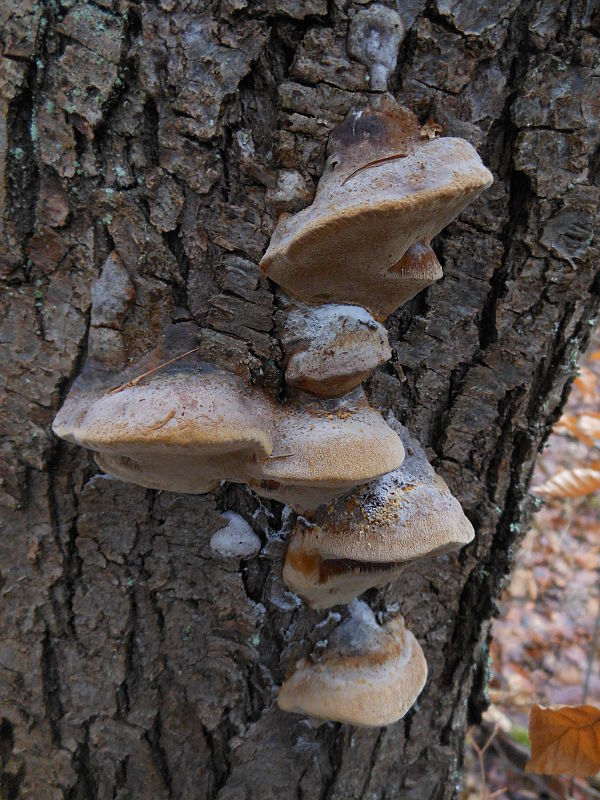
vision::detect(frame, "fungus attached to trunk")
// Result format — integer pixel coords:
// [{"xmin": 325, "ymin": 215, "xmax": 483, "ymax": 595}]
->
[
  {"xmin": 52, "ymin": 324, "xmax": 273, "ymax": 494},
  {"xmin": 347, "ymin": 5, "xmax": 405, "ymax": 92},
  {"xmin": 53, "ymin": 325, "xmax": 404, "ymax": 511},
  {"xmin": 260, "ymin": 97, "xmax": 493, "ymax": 318},
  {"xmin": 280, "ymin": 302, "xmax": 391, "ymax": 397},
  {"xmin": 247, "ymin": 389, "xmax": 404, "ymax": 512},
  {"xmin": 277, "ymin": 601, "xmax": 427, "ymax": 727},
  {"xmin": 282, "ymin": 424, "xmax": 474, "ymax": 608},
  {"xmin": 55, "ymin": 367, "xmax": 273, "ymax": 494}
]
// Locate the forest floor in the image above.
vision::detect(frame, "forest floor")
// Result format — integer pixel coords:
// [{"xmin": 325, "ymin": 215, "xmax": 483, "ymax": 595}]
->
[{"xmin": 462, "ymin": 330, "xmax": 600, "ymax": 800}]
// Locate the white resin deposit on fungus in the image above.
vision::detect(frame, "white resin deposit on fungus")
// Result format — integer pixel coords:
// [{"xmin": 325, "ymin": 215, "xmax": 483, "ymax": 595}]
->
[{"xmin": 210, "ymin": 511, "xmax": 261, "ymax": 558}]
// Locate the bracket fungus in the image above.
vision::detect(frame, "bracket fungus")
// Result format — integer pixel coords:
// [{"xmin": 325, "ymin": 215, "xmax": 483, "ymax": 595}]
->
[
  {"xmin": 53, "ymin": 324, "xmax": 273, "ymax": 494},
  {"xmin": 277, "ymin": 601, "xmax": 427, "ymax": 727},
  {"xmin": 247, "ymin": 389, "xmax": 404, "ymax": 511},
  {"xmin": 53, "ymin": 325, "xmax": 403, "ymax": 511},
  {"xmin": 280, "ymin": 302, "xmax": 391, "ymax": 397},
  {"xmin": 51, "ymin": 95, "xmax": 493, "ymax": 731},
  {"xmin": 260, "ymin": 99, "xmax": 493, "ymax": 318},
  {"xmin": 282, "ymin": 424, "xmax": 474, "ymax": 608}
]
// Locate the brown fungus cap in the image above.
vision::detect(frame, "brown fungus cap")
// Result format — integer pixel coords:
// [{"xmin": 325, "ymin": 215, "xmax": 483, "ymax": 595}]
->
[
  {"xmin": 247, "ymin": 390, "xmax": 404, "ymax": 512},
  {"xmin": 282, "ymin": 422, "xmax": 474, "ymax": 607},
  {"xmin": 277, "ymin": 601, "xmax": 427, "ymax": 727},
  {"xmin": 280, "ymin": 302, "xmax": 391, "ymax": 397},
  {"xmin": 260, "ymin": 99, "xmax": 492, "ymax": 318},
  {"xmin": 53, "ymin": 325, "xmax": 403, "ymax": 509},
  {"xmin": 52, "ymin": 324, "xmax": 274, "ymax": 494}
]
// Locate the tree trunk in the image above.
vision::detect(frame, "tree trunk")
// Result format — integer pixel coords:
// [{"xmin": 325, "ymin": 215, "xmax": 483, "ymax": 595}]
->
[{"xmin": 1, "ymin": 1, "xmax": 599, "ymax": 798}]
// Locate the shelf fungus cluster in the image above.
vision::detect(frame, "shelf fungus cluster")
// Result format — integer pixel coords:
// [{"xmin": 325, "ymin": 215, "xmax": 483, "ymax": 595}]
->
[
  {"xmin": 54, "ymin": 323, "xmax": 403, "ymax": 512},
  {"xmin": 52, "ymin": 98, "xmax": 492, "ymax": 729}
]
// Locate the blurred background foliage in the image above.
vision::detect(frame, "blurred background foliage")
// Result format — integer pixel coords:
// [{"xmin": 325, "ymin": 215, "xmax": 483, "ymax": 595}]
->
[{"xmin": 463, "ymin": 329, "xmax": 600, "ymax": 800}]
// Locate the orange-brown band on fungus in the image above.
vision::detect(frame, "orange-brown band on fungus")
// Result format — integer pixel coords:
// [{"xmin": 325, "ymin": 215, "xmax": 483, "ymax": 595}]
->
[
  {"xmin": 257, "ymin": 479, "xmax": 283, "ymax": 491},
  {"xmin": 286, "ymin": 546, "xmax": 405, "ymax": 585},
  {"xmin": 388, "ymin": 244, "xmax": 441, "ymax": 277},
  {"xmin": 319, "ymin": 557, "xmax": 404, "ymax": 581},
  {"xmin": 311, "ymin": 635, "xmax": 411, "ymax": 670},
  {"xmin": 285, "ymin": 547, "xmax": 320, "ymax": 579}
]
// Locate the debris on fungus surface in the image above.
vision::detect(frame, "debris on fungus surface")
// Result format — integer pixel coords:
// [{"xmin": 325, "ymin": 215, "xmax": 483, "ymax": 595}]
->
[
  {"xmin": 53, "ymin": 324, "xmax": 273, "ymax": 495},
  {"xmin": 282, "ymin": 423, "xmax": 475, "ymax": 608},
  {"xmin": 278, "ymin": 600, "xmax": 427, "ymax": 727},
  {"xmin": 52, "ymin": 94, "xmax": 492, "ymax": 728}
]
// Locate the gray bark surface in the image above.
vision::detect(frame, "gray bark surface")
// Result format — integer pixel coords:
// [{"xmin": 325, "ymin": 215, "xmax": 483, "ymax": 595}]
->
[{"xmin": 1, "ymin": 0, "xmax": 599, "ymax": 798}]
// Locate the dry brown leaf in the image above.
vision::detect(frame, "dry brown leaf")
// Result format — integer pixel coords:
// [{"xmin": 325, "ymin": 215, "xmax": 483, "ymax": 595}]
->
[
  {"xmin": 577, "ymin": 414, "xmax": 600, "ymax": 440},
  {"xmin": 532, "ymin": 467, "xmax": 600, "ymax": 499},
  {"xmin": 553, "ymin": 415, "xmax": 597, "ymax": 447},
  {"xmin": 574, "ymin": 367, "xmax": 597, "ymax": 401},
  {"xmin": 554, "ymin": 414, "xmax": 575, "ymax": 433},
  {"xmin": 527, "ymin": 703, "xmax": 600, "ymax": 776}
]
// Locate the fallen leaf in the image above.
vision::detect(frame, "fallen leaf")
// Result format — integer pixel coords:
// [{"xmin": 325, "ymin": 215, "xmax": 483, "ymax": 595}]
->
[
  {"xmin": 527, "ymin": 703, "xmax": 600, "ymax": 776},
  {"xmin": 574, "ymin": 551, "xmax": 599, "ymax": 570},
  {"xmin": 574, "ymin": 367, "xmax": 597, "ymax": 401},
  {"xmin": 577, "ymin": 414, "xmax": 600, "ymax": 440},
  {"xmin": 589, "ymin": 350, "xmax": 600, "ymax": 361},
  {"xmin": 553, "ymin": 414, "xmax": 597, "ymax": 447},
  {"xmin": 532, "ymin": 468, "xmax": 600, "ymax": 499}
]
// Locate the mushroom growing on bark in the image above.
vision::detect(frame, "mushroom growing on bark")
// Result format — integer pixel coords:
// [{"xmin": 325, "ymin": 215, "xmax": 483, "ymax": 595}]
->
[
  {"xmin": 260, "ymin": 97, "xmax": 493, "ymax": 319},
  {"xmin": 279, "ymin": 301, "xmax": 392, "ymax": 397},
  {"xmin": 53, "ymin": 325, "xmax": 404, "ymax": 511},
  {"xmin": 50, "ymin": 92, "xmax": 493, "ymax": 735},
  {"xmin": 247, "ymin": 389, "xmax": 404, "ymax": 511},
  {"xmin": 282, "ymin": 423, "xmax": 474, "ymax": 608},
  {"xmin": 278, "ymin": 601, "xmax": 427, "ymax": 727},
  {"xmin": 53, "ymin": 324, "xmax": 275, "ymax": 494}
]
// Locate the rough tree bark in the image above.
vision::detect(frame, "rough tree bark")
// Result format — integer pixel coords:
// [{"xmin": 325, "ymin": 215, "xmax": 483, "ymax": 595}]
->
[{"xmin": 1, "ymin": 0, "xmax": 599, "ymax": 798}]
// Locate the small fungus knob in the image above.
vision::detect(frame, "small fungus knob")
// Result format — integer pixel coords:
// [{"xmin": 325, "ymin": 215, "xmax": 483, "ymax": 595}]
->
[{"xmin": 347, "ymin": 5, "xmax": 405, "ymax": 92}]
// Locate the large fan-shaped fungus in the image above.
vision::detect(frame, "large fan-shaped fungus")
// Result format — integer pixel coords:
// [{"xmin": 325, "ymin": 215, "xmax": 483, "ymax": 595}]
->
[{"xmin": 261, "ymin": 98, "xmax": 492, "ymax": 318}]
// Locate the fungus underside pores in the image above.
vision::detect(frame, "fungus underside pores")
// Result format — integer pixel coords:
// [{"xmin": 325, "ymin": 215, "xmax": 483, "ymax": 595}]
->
[{"xmin": 52, "ymin": 96, "xmax": 492, "ymax": 728}]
